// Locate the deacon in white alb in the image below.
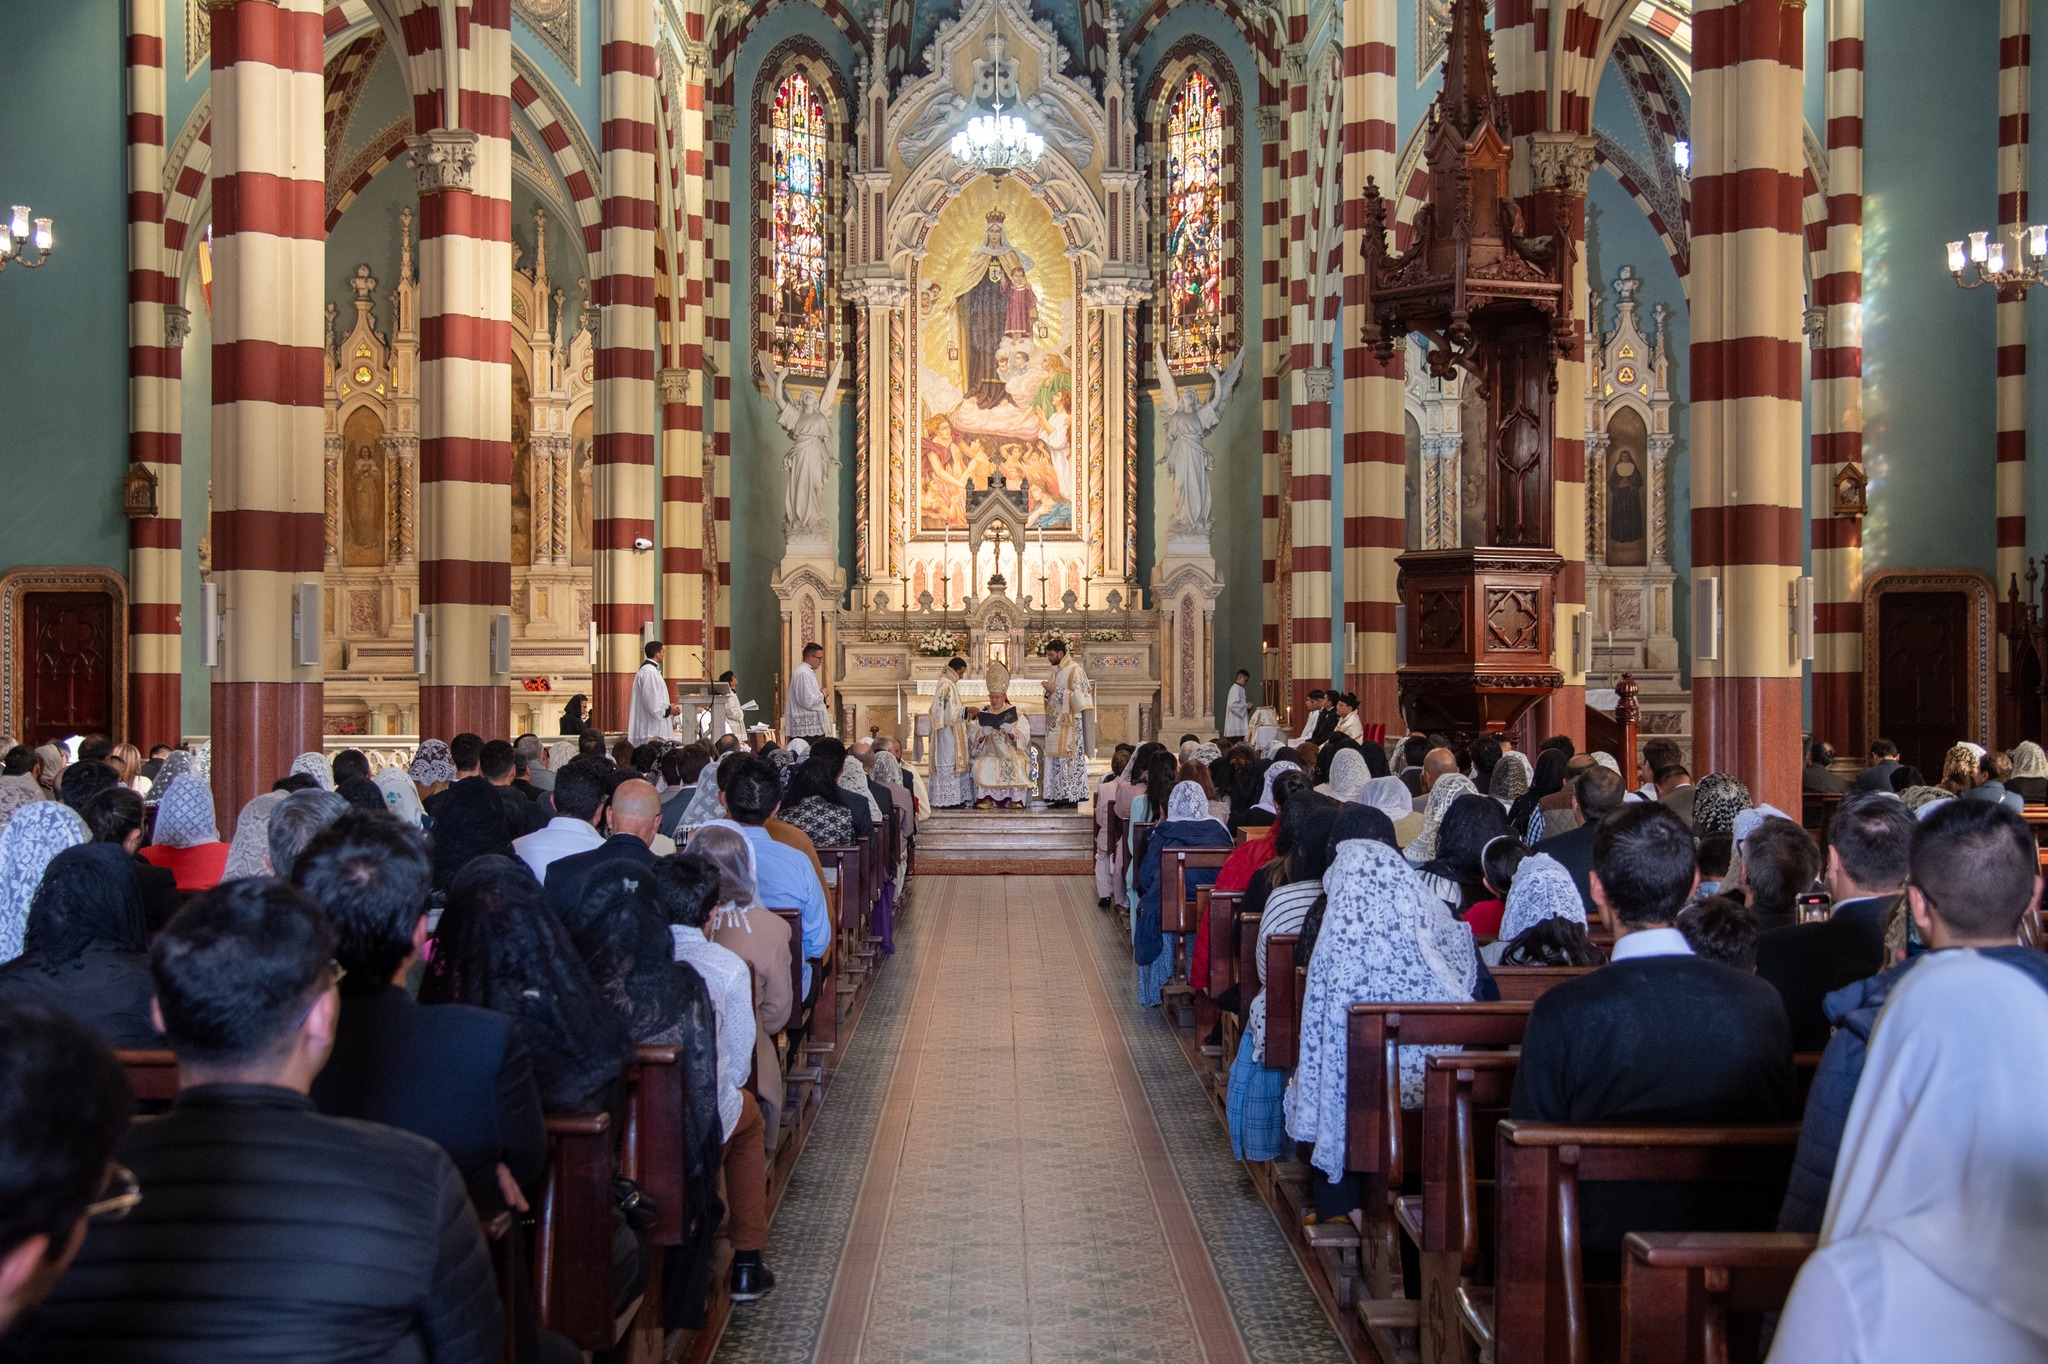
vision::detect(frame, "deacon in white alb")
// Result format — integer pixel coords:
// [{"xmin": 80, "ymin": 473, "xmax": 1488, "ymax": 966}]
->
[
  {"xmin": 785, "ymin": 641, "xmax": 832, "ymax": 739},
  {"xmin": 1225, "ymin": 668, "xmax": 1251, "ymax": 739},
  {"xmin": 715, "ymin": 669, "xmax": 746, "ymax": 739},
  {"xmin": 928, "ymin": 656, "xmax": 972, "ymax": 809},
  {"xmin": 628, "ymin": 639, "xmax": 680, "ymax": 745},
  {"xmin": 1039, "ymin": 638, "xmax": 1093, "ymax": 807}
]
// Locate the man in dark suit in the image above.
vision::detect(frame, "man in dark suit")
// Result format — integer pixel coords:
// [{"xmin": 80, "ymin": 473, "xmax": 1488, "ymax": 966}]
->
[
  {"xmin": 544, "ymin": 776, "xmax": 664, "ymax": 923},
  {"xmin": 1852, "ymin": 737, "xmax": 1902, "ymax": 792},
  {"xmin": 1512, "ymin": 802, "xmax": 1798, "ymax": 1271},
  {"xmin": 1754, "ymin": 791, "xmax": 1909, "ymax": 1050},
  {"xmin": 297, "ymin": 812, "xmax": 547, "ymax": 1212},
  {"xmin": 1802, "ymin": 739, "xmax": 1848, "ymax": 793},
  {"xmin": 1534, "ymin": 765, "xmax": 1628, "ymax": 915},
  {"xmin": 1309, "ymin": 687, "xmax": 1340, "ymax": 745},
  {"xmin": 18, "ymin": 879, "xmax": 503, "ymax": 1361}
]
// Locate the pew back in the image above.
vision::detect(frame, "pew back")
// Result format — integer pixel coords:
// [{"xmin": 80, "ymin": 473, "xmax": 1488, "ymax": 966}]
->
[
  {"xmin": 1489, "ymin": 965, "xmax": 1596, "ymax": 1001},
  {"xmin": 535, "ymin": 1111, "xmax": 619, "ymax": 1350},
  {"xmin": 1204, "ymin": 887, "xmax": 1244, "ymax": 997},
  {"xmin": 1161, "ymin": 846, "xmax": 1232, "ymax": 934},
  {"xmin": 766, "ymin": 907, "xmax": 811, "ymax": 1031},
  {"xmin": 1345, "ymin": 1001, "xmax": 1531, "ymax": 1183},
  {"xmin": 1620, "ymin": 1231, "xmax": 1815, "ymax": 1364},
  {"xmin": 1262, "ymin": 933, "xmax": 1302, "ymax": 1067},
  {"xmin": 114, "ymin": 1049, "xmax": 179, "ymax": 1104},
  {"xmin": 621, "ymin": 1045, "xmax": 686, "ymax": 1246}
]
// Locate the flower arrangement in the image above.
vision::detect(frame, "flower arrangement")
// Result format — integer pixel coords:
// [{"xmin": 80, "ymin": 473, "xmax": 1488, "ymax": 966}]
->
[
  {"xmin": 915, "ymin": 628, "xmax": 961, "ymax": 657},
  {"xmin": 520, "ymin": 676, "xmax": 553, "ymax": 692}
]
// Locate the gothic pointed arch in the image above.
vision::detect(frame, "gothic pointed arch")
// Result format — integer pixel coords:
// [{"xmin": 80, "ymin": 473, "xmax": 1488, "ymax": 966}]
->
[
  {"xmin": 754, "ymin": 40, "xmax": 849, "ymax": 379},
  {"xmin": 1146, "ymin": 39, "xmax": 1240, "ymax": 377}
]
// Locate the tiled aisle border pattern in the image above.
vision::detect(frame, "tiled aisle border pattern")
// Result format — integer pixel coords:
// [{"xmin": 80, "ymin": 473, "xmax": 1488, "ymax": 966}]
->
[{"xmin": 709, "ymin": 876, "xmax": 1347, "ymax": 1364}]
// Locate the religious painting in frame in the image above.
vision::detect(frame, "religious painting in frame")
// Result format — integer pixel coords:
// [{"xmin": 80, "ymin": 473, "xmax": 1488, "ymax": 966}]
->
[{"xmin": 912, "ymin": 178, "xmax": 1080, "ymax": 538}]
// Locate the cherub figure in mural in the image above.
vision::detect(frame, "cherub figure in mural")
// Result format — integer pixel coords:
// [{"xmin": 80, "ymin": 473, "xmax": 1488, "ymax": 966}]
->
[
  {"xmin": 1154, "ymin": 342, "xmax": 1246, "ymax": 540},
  {"xmin": 759, "ymin": 349, "xmax": 844, "ymax": 537},
  {"xmin": 953, "ymin": 210, "xmax": 1037, "ymax": 410}
]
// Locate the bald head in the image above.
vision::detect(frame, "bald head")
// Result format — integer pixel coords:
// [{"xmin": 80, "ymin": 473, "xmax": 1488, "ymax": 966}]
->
[
  {"xmin": 1421, "ymin": 747, "xmax": 1459, "ymax": 790},
  {"xmin": 609, "ymin": 778, "xmax": 663, "ymax": 847}
]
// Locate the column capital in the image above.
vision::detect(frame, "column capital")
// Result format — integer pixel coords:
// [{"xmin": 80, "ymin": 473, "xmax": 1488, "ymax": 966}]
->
[
  {"xmin": 407, "ymin": 129, "xmax": 480, "ymax": 195},
  {"xmin": 1301, "ymin": 366, "xmax": 1335, "ymax": 402},
  {"xmin": 163, "ymin": 303, "xmax": 191, "ymax": 350},
  {"xmin": 1527, "ymin": 131, "xmax": 1600, "ymax": 199},
  {"xmin": 658, "ymin": 367, "xmax": 693, "ymax": 405}
]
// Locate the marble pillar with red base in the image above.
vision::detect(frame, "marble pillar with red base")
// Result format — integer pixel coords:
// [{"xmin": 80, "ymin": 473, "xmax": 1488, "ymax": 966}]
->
[
  {"xmin": 1693, "ymin": 674, "xmax": 1803, "ymax": 815},
  {"xmin": 210, "ymin": 682, "xmax": 323, "ymax": 834}
]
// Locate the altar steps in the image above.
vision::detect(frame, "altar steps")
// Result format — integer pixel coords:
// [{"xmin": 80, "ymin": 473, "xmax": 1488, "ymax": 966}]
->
[{"xmin": 915, "ymin": 805, "xmax": 1097, "ymax": 876}]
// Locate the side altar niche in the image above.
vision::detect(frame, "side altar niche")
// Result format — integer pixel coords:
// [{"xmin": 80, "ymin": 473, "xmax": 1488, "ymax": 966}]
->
[{"xmin": 769, "ymin": 0, "xmax": 1226, "ymax": 746}]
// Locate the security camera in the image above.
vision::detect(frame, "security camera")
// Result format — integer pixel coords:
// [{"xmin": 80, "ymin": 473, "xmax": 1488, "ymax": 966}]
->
[{"xmin": 632, "ymin": 536, "xmax": 653, "ymax": 551}]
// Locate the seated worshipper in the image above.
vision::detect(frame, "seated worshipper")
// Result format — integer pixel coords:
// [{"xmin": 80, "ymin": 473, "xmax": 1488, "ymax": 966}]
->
[
  {"xmin": 514, "ymin": 735, "xmax": 556, "ymax": 798},
  {"xmin": 510, "ymin": 756, "xmax": 610, "ymax": 882},
  {"xmin": 427, "ymin": 777, "xmax": 520, "ymax": 901},
  {"xmin": 266, "ymin": 788, "xmax": 349, "ymax": 879},
  {"xmin": 336, "ymin": 776, "xmax": 387, "ymax": 815},
  {"xmin": 2006, "ymin": 739, "xmax": 2048, "ymax": 804},
  {"xmin": 0, "ymin": 845, "xmax": 158, "ymax": 1047},
  {"xmin": 684, "ymin": 823, "xmax": 794, "ymax": 1143},
  {"xmin": 968, "ymin": 686, "xmax": 1034, "ymax": 809},
  {"xmin": 801, "ymin": 738, "xmax": 874, "ymax": 842},
  {"xmin": 1122, "ymin": 750, "xmax": 1183, "ymax": 919},
  {"xmin": 776, "ymin": 758, "xmax": 858, "ymax": 849},
  {"xmin": 30, "ymin": 744, "xmax": 64, "ymax": 800},
  {"xmin": 559, "ymin": 693, "xmax": 592, "ymax": 737},
  {"xmin": 376, "ymin": 765, "xmax": 427, "ymax": 827},
  {"xmin": 649, "ymin": 855, "xmax": 776, "ymax": 1304},
  {"xmin": 1285, "ymin": 840, "xmax": 1483, "ymax": 1222},
  {"xmin": 1093, "ymin": 744, "xmax": 1137, "ymax": 908},
  {"xmin": 1414, "ymin": 790, "xmax": 1507, "ymax": 918},
  {"xmin": 1534, "ymin": 765, "xmax": 1629, "ymax": 915},
  {"xmin": 1777, "ymin": 798, "xmax": 2048, "ymax": 1237},
  {"xmin": 565, "ymin": 858, "xmax": 728, "ymax": 1323},
  {"xmin": 1358, "ymin": 773, "xmax": 1419, "ymax": 847},
  {"xmin": 1240, "ymin": 757, "xmax": 1302, "ymax": 833},
  {"xmin": 849, "ymin": 752, "xmax": 902, "ymax": 953},
  {"xmin": 288, "ymin": 751, "xmax": 337, "ymax": 792},
  {"xmin": 1483, "ymin": 851, "xmax": 1603, "ymax": 967},
  {"xmin": 1533, "ymin": 752, "xmax": 1594, "ymax": 841},
  {"xmin": 108, "ymin": 743, "xmax": 146, "ymax": 794},
  {"xmin": 1105, "ymin": 743, "xmax": 1164, "ymax": 901},
  {"xmin": 1728, "ymin": 813, "xmax": 1820, "ymax": 935},
  {"xmin": 1889, "ymin": 764, "xmax": 1928, "ymax": 794},
  {"xmin": 1510, "ymin": 803, "xmax": 1797, "ymax": 1274},
  {"xmin": 668, "ymin": 750, "xmax": 735, "ymax": 839},
  {"xmin": 1311, "ymin": 730, "xmax": 1361, "ymax": 786},
  {"xmin": 1176, "ymin": 760, "xmax": 1230, "ymax": 823},
  {"xmin": 866, "ymin": 749, "xmax": 915, "ymax": 831},
  {"xmin": 408, "ymin": 738, "xmax": 459, "ymax": 806},
  {"xmin": 77, "ymin": 786, "xmax": 181, "ymax": 933},
  {"xmin": 1224, "ymin": 798, "xmax": 1341, "ymax": 1160},
  {"xmin": 1315, "ymin": 747, "xmax": 1370, "ymax": 805},
  {"xmin": 1403, "ymin": 771, "xmax": 1476, "ymax": 868},
  {"xmin": 1803, "ymin": 739, "xmax": 1849, "ymax": 793},
  {"xmin": 1854, "ymin": 737, "xmax": 1903, "ymax": 792},
  {"xmin": 1132, "ymin": 781, "xmax": 1232, "ymax": 1007},
  {"xmin": 1490, "ymin": 749, "xmax": 1534, "ymax": 813},
  {"xmin": 1696, "ymin": 832, "xmax": 1733, "ymax": 897},
  {"xmin": 1193, "ymin": 767, "xmax": 1311, "ymax": 990},
  {"xmin": 542, "ymin": 777, "xmax": 662, "ymax": 922},
  {"xmin": 19, "ymin": 879, "xmax": 503, "ymax": 1362},
  {"xmin": 1755, "ymin": 791, "xmax": 1912, "ymax": 1051},
  {"xmin": 1937, "ymin": 742, "xmax": 1984, "ymax": 797},
  {"xmin": 1676, "ymin": 893, "xmax": 1760, "ymax": 970},
  {"xmin": 330, "ymin": 749, "xmax": 371, "ymax": 789},
  {"xmin": 1966, "ymin": 748, "xmax": 2027, "ymax": 812},
  {"xmin": 1688, "ymin": 771, "xmax": 1754, "ymax": 840},
  {"xmin": 478, "ymin": 740, "xmax": 541, "ymax": 838},
  {"xmin": 721, "ymin": 759, "xmax": 831, "ymax": 998},
  {"xmin": 654, "ymin": 745, "xmax": 705, "ymax": 833},
  {"xmin": 0, "ymin": 1000, "xmax": 132, "ymax": 1340},
  {"xmin": 0, "ymin": 805, "xmax": 90, "ymax": 964},
  {"xmin": 138, "ymin": 772, "xmax": 229, "ymax": 892},
  {"xmin": 298, "ymin": 814, "xmax": 547, "ymax": 1219},
  {"xmin": 56, "ymin": 760, "xmax": 119, "ymax": 818},
  {"xmin": 1768, "ymin": 951, "xmax": 2048, "ymax": 1364},
  {"xmin": 426, "ymin": 735, "xmax": 487, "ymax": 815},
  {"xmin": 1469, "ymin": 835, "xmax": 1527, "ymax": 943},
  {"xmin": 1469, "ymin": 735, "xmax": 1504, "ymax": 795}
]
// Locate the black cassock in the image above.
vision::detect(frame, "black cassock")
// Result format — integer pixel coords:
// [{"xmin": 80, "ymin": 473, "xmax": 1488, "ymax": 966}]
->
[
  {"xmin": 1609, "ymin": 464, "xmax": 1645, "ymax": 545},
  {"xmin": 957, "ymin": 259, "xmax": 1012, "ymax": 409}
]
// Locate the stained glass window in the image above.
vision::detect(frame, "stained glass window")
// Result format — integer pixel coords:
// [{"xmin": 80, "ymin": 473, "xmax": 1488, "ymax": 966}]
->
[
  {"xmin": 770, "ymin": 69, "xmax": 830, "ymax": 375},
  {"xmin": 1163, "ymin": 70, "xmax": 1224, "ymax": 373}
]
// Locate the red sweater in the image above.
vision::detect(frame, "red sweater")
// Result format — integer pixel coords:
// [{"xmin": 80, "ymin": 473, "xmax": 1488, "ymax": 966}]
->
[{"xmin": 139, "ymin": 842, "xmax": 229, "ymax": 893}]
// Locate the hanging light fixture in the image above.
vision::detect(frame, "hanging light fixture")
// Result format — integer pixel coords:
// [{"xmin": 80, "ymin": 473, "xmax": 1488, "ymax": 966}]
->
[
  {"xmin": 0, "ymin": 204, "xmax": 55, "ymax": 272},
  {"xmin": 949, "ymin": 11, "xmax": 1044, "ymax": 177},
  {"xmin": 1945, "ymin": 222, "xmax": 2048, "ymax": 295}
]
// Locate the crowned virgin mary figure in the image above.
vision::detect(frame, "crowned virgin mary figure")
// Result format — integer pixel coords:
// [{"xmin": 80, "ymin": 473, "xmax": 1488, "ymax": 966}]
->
[{"xmin": 953, "ymin": 209, "xmax": 1037, "ymax": 410}]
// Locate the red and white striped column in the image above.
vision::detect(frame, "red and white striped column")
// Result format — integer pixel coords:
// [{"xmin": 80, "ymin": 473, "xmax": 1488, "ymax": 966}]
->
[
  {"xmin": 1690, "ymin": 0, "xmax": 1807, "ymax": 810},
  {"xmin": 1998, "ymin": 0, "xmax": 2030, "ymax": 696},
  {"xmin": 127, "ymin": 0, "xmax": 182, "ymax": 750},
  {"xmin": 1810, "ymin": 0, "xmax": 1865, "ymax": 755},
  {"xmin": 208, "ymin": 0, "xmax": 326, "ymax": 823},
  {"xmin": 409, "ymin": 0, "xmax": 514, "ymax": 741},
  {"xmin": 709, "ymin": 97, "xmax": 734, "ymax": 669},
  {"xmin": 1342, "ymin": 0, "xmax": 1401, "ymax": 725},
  {"xmin": 658, "ymin": 34, "xmax": 711, "ymax": 682},
  {"xmin": 1286, "ymin": 31, "xmax": 1334, "ymax": 715},
  {"xmin": 1259, "ymin": 102, "xmax": 1283, "ymax": 679},
  {"xmin": 593, "ymin": 0, "xmax": 661, "ymax": 727}
]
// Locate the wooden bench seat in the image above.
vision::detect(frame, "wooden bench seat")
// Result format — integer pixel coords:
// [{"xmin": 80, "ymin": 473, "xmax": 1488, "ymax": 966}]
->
[
  {"xmin": 1489, "ymin": 965, "xmax": 1596, "ymax": 1001},
  {"xmin": 1620, "ymin": 1231, "xmax": 1815, "ymax": 1364}
]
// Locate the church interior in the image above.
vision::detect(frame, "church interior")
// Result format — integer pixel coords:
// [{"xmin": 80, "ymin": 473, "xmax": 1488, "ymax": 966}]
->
[{"xmin": 3, "ymin": 0, "xmax": 2047, "ymax": 1361}]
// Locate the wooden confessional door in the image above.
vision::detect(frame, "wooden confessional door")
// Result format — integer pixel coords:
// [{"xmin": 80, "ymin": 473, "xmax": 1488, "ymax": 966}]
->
[
  {"xmin": 20, "ymin": 591, "xmax": 115, "ymax": 744},
  {"xmin": 1874, "ymin": 589, "xmax": 1969, "ymax": 778}
]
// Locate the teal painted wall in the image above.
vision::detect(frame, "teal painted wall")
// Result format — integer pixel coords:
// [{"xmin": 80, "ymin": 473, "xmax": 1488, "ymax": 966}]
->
[{"xmin": 0, "ymin": 4, "xmax": 129, "ymax": 578}]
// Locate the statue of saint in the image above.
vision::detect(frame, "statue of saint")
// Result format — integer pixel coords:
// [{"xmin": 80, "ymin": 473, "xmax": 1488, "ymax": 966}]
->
[
  {"xmin": 1154, "ymin": 343, "xmax": 1245, "ymax": 540},
  {"xmin": 759, "ymin": 350, "xmax": 843, "ymax": 539}
]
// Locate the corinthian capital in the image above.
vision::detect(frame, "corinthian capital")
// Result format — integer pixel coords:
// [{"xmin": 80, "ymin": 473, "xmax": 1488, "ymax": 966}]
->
[
  {"xmin": 1527, "ymin": 132, "xmax": 1599, "ymax": 199},
  {"xmin": 407, "ymin": 129, "xmax": 480, "ymax": 195}
]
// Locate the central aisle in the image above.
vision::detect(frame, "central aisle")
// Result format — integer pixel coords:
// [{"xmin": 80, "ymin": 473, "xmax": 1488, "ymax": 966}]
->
[{"xmin": 713, "ymin": 875, "xmax": 1348, "ymax": 1364}]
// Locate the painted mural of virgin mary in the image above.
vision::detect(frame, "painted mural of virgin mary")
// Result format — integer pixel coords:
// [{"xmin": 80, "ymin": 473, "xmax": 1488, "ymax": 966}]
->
[{"xmin": 952, "ymin": 209, "xmax": 1036, "ymax": 410}]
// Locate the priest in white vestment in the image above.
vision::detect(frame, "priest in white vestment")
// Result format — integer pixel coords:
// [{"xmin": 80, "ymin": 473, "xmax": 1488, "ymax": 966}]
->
[
  {"xmin": 1040, "ymin": 639, "xmax": 1092, "ymax": 806},
  {"xmin": 628, "ymin": 640, "xmax": 679, "ymax": 745},
  {"xmin": 928, "ymin": 656, "xmax": 972, "ymax": 809},
  {"xmin": 971, "ymin": 661, "xmax": 1034, "ymax": 808},
  {"xmin": 785, "ymin": 641, "xmax": 832, "ymax": 738}
]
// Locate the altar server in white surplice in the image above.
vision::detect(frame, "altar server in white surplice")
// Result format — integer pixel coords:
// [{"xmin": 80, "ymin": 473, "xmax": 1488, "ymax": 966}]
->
[
  {"xmin": 785, "ymin": 641, "xmax": 831, "ymax": 739},
  {"xmin": 1039, "ymin": 638, "xmax": 1092, "ymax": 806},
  {"xmin": 928, "ymin": 656, "xmax": 973, "ymax": 809},
  {"xmin": 1225, "ymin": 669, "xmax": 1251, "ymax": 739},
  {"xmin": 628, "ymin": 640, "xmax": 680, "ymax": 745}
]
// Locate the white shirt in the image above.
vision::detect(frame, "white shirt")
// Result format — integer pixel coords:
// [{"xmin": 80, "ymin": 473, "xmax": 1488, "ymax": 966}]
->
[
  {"xmin": 1336, "ymin": 711, "xmax": 1364, "ymax": 742},
  {"xmin": 717, "ymin": 691, "xmax": 745, "ymax": 738},
  {"xmin": 1225, "ymin": 683, "xmax": 1249, "ymax": 737},
  {"xmin": 1608, "ymin": 926, "xmax": 1694, "ymax": 962},
  {"xmin": 1292, "ymin": 706, "xmax": 1322, "ymax": 744},
  {"xmin": 627, "ymin": 660, "xmax": 674, "ymax": 745},
  {"xmin": 510, "ymin": 816, "xmax": 606, "ymax": 883},
  {"xmin": 1768, "ymin": 1233, "xmax": 2048, "ymax": 1364},
  {"xmin": 669, "ymin": 924, "xmax": 756, "ymax": 1143},
  {"xmin": 786, "ymin": 662, "xmax": 830, "ymax": 736}
]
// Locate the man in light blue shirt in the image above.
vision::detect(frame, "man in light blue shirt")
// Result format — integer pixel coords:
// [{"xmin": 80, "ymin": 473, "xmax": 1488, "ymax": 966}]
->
[{"xmin": 721, "ymin": 757, "xmax": 831, "ymax": 994}]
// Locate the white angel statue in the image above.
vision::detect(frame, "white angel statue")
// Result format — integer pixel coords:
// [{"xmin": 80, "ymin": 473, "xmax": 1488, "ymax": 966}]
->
[
  {"xmin": 1155, "ymin": 344, "xmax": 1246, "ymax": 538},
  {"xmin": 760, "ymin": 350, "xmax": 843, "ymax": 538}
]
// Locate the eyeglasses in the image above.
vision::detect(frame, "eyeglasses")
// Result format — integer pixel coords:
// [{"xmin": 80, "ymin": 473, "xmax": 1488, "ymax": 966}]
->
[
  {"xmin": 85, "ymin": 1163, "xmax": 141, "ymax": 1223},
  {"xmin": 292, "ymin": 960, "xmax": 348, "ymax": 1029}
]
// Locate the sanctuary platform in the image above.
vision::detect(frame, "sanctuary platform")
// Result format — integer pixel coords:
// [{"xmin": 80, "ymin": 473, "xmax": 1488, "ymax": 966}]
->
[{"xmin": 913, "ymin": 805, "xmax": 1096, "ymax": 876}]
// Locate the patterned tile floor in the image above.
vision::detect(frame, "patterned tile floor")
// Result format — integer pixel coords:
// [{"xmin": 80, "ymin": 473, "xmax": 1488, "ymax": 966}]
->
[{"xmin": 713, "ymin": 875, "xmax": 1348, "ymax": 1364}]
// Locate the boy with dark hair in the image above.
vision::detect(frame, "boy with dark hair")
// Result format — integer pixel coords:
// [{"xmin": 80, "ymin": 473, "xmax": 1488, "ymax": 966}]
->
[
  {"xmin": 22, "ymin": 880, "xmax": 502, "ymax": 1360},
  {"xmin": 56, "ymin": 761, "xmax": 118, "ymax": 814},
  {"xmin": 331, "ymin": 749, "xmax": 372, "ymax": 787},
  {"xmin": 1677, "ymin": 894, "xmax": 1760, "ymax": 971}
]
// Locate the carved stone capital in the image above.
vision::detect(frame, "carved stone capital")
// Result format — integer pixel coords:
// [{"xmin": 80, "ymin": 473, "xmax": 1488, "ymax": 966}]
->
[
  {"xmin": 708, "ymin": 107, "xmax": 736, "ymax": 142},
  {"xmin": 681, "ymin": 37, "xmax": 711, "ymax": 76},
  {"xmin": 1526, "ymin": 131, "xmax": 1599, "ymax": 198},
  {"xmin": 1083, "ymin": 279, "xmax": 1150, "ymax": 309},
  {"xmin": 1802, "ymin": 305, "xmax": 1827, "ymax": 345},
  {"xmin": 162, "ymin": 303, "xmax": 191, "ymax": 350},
  {"xmin": 658, "ymin": 367, "xmax": 693, "ymax": 405},
  {"xmin": 1256, "ymin": 105, "xmax": 1285, "ymax": 143},
  {"xmin": 1301, "ymin": 366, "xmax": 1334, "ymax": 402},
  {"xmin": 843, "ymin": 279, "xmax": 911, "ymax": 309},
  {"xmin": 408, "ymin": 128, "xmax": 480, "ymax": 195}
]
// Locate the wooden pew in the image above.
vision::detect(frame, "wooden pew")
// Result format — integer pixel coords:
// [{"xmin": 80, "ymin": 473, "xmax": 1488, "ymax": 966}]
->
[
  {"xmin": 1204, "ymin": 886, "xmax": 1246, "ymax": 999},
  {"xmin": 1160, "ymin": 847, "xmax": 1232, "ymax": 1023},
  {"xmin": 114, "ymin": 1049, "xmax": 178, "ymax": 1104},
  {"xmin": 1409, "ymin": 1052, "xmax": 1521, "ymax": 1364},
  {"xmin": 814, "ymin": 843, "xmax": 862, "ymax": 1012},
  {"xmin": 1802, "ymin": 791, "xmax": 1844, "ymax": 851},
  {"xmin": 1461, "ymin": 1121, "xmax": 1801, "ymax": 1364},
  {"xmin": 535, "ymin": 1111, "xmax": 624, "ymax": 1351},
  {"xmin": 1261, "ymin": 933, "xmax": 1303, "ymax": 1069},
  {"xmin": 1620, "ymin": 1232, "xmax": 1815, "ymax": 1364},
  {"xmin": 1489, "ymin": 965, "xmax": 1596, "ymax": 1001},
  {"xmin": 480, "ymin": 1211, "xmax": 520, "ymax": 1364},
  {"xmin": 619, "ymin": 1046, "xmax": 691, "ymax": 1349}
]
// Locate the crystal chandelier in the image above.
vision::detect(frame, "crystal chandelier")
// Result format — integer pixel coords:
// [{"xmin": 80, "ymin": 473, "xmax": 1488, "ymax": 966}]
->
[
  {"xmin": 949, "ymin": 13, "xmax": 1043, "ymax": 177},
  {"xmin": 0, "ymin": 205, "xmax": 54, "ymax": 272},
  {"xmin": 1945, "ymin": 224, "xmax": 2048, "ymax": 296}
]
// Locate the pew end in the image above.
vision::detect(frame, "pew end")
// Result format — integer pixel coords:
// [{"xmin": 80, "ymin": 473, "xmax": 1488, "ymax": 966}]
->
[
  {"xmin": 1620, "ymin": 1232, "xmax": 1815, "ymax": 1364},
  {"xmin": 535, "ymin": 1111, "xmax": 624, "ymax": 1351}
]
